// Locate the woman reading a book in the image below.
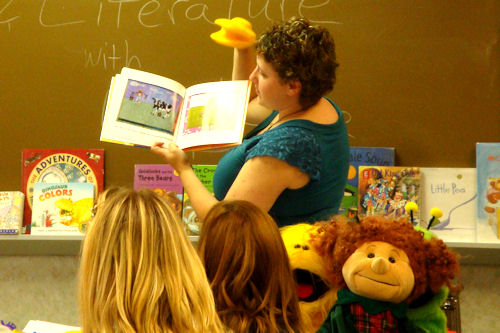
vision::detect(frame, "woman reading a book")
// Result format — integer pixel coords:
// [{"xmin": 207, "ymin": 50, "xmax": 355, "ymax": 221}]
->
[
  {"xmin": 198, "ymin": 200, "xmax": 303, "ymax": 332},
  {"xmin": 152, "ymin": 17, "xmax": 349, "ymax": 227},
  {"xmin": 79, "ymin": 187, "xmax": 225, "ymax": 333}
]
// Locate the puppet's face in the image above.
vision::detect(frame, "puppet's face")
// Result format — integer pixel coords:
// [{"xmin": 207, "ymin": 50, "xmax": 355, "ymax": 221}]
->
[
  {"xmin": 281, "ymin": 224, "xmax": 338, "ymax": 332},
  {"xmin": 342, "ymin": 241, "xmax": 415, "ymax": 303}
]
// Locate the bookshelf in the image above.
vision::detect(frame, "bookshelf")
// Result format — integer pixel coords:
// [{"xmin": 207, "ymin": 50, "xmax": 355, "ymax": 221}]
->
[{"xmin": 0, "ymin": 234, "xmax": 200, "ymax": 256}]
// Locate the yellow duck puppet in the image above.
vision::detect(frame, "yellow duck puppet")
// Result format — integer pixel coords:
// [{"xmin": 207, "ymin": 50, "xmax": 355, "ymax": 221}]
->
[
  {"xmin": 310, "ymin": 215, "xmax": 461, "ymax": 333},
  {"xmin": 280, "ymin": 224, "xmax": 339, "ymax": 333}
]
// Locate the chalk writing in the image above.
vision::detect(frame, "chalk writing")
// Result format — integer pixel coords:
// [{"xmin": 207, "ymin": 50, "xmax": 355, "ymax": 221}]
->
[
  {"xmin": 299, "ymin": 0, "xmax": 341, "ymax": 25},
  {"xmin": 0, "ymin": 0, "xmax": 341, "ymax": 30},
  {"xmin": 39, "ymin": 0, "xmax": 85, "ymax": 27},
  {"xmin": 0, "ymin": 0, "xmax": 19, "ymax": 31},
  {"xmin": 84, "ymin": 40, "xmax": 141, "ymax": 70}
]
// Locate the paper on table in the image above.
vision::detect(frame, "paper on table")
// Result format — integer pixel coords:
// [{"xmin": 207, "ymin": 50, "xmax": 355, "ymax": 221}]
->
[{"xmin": 23, "ymin": 320, "xmax": 80, "ymax": 333}]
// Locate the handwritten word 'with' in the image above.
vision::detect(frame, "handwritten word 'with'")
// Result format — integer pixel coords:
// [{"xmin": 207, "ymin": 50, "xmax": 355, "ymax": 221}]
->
[{"xmin": 84, "ymin": 40, "xmax": 141, "ymax": 70}]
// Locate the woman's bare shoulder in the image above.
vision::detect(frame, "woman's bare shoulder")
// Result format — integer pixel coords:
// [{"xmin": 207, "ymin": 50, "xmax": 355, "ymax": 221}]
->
[{"xmin": 304, "ymin": 98, "xmax": 338, "ymax": 125}]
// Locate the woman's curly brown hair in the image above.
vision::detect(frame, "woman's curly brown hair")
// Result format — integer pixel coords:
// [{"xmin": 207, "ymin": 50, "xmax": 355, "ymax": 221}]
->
[
  {"xmin": 256, "ymin": 17, "xmax": 338, "ymax": 109},
  {"xmin": 311, "ymin": 215, "xmax": 461, "ymax": 304}
]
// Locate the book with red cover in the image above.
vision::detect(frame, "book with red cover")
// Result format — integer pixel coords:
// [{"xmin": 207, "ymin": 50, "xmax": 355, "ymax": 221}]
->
[{"xmin": 22, "ymin": 149, "xmax": 104, "ymax": 234}]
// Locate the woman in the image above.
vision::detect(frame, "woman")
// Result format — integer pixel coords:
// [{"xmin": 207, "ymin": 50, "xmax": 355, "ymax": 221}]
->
[
  {"xmin": 198, "ymin": 200, "xmax": 303, "ymax": 332},
  {"xmin": 152, "ymin": 17, "xmax": 349, "ymax": 226},
  {"xmin": 79, "ymin": 188, "xmax": 225, "ymax": 333}
]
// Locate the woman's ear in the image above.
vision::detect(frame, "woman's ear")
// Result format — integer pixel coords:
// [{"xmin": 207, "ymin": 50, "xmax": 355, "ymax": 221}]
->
[{"xmin": 286, "ymin": 80, "xmax": 302, "ymax": 97}]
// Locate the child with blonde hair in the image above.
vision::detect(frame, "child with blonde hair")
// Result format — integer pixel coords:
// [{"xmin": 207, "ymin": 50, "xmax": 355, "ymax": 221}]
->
[{"xmin": 79, "ymin": 187, "xmax": 225, "ymax": 333}]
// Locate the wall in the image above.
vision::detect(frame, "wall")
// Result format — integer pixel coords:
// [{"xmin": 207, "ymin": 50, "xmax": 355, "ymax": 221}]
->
[
  {"xmin": 1, "ymin": 1, "xmax": 499, "ymax": 191},
  {"xmin": 0, "ymin": 255, "xmax": 498, "ymax": 332}
]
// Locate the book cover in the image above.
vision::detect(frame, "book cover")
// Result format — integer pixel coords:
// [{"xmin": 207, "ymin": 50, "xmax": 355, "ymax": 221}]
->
[
  {"xmin": 358, "ymin": 166, "xmax": 421, "ymax": 224},
  {"xmin": 100, "ymin": 67, "xmax": 251, "ymax": 151},
  {"xmin": 420, "ymin": 168, "xmax": 477, "ymax": 243},
  {"xmin": 182, "ymin": 165, "xmax": 216, "ymax": 236},
  {"xmin": 340, "ymin": 147, "xmax": 395, "ymax": 218},
  {"xmin": 476, "ymin": 142, "xmax": 500, "ymax": 239},
  {"xmin": 133, "ymin": 164, "xmax": 183, "ymax": 217},
  {"xmin": 31, "ymin": 182, "xmax": 95, "ymax": 235},
  {"xmin": 0, "ymin": 191, "xmax": 25, "ymax": 235},
  {"xmin": 22, "ymin": 149, "xmax": 104, "ymax": 234}
]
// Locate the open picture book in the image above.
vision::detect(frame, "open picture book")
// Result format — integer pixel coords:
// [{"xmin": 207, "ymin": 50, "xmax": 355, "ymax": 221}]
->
[{"xmin": 100, "ymin": 67, "xmax": 252, "ymax": 151}]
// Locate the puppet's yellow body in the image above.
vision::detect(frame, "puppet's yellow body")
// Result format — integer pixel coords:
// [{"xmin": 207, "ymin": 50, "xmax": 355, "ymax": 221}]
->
[{"xmin": 281, "ymin": 223, "xmax": 339, "ymax": 332}]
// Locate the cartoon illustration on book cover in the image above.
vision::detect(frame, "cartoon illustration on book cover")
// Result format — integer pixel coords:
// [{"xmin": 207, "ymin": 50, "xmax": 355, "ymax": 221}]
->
[
  {"xmin": 133, "ymin": 164, "xmax": 183, "ymax": 218},
  {"xmin": 0, "ymin": 192, "xmax": 25, "ymax": 234},
  {"xmin": 182, "ymin": 165, "xmax": 216, "ymax": 236},
  {"xmin": 358, "ymin": 166, "xmax": 421, "ymax": 224},
  {"xmin": 340, "ymin": 147, "xmax": 395, "ymax": 219},
  {"xmin": 22, "ymin": 149, "xmax": 104, "ymax": 234},
  {"xmin": 420, "ymin": 168, "xmax": 477, "ymax": 243},
  {"xmin": 476, "ymin": 142, "xmax": 500, "ymax": 238},
  {"xmin": 31, "ymin": 182, "xmax": 95, "ymax": 234}
]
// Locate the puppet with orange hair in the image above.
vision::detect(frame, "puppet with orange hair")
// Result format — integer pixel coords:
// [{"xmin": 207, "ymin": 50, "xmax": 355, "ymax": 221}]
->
[{"xmin": 311, "ymin": 215, "xmax": 461, "ymax": 333}]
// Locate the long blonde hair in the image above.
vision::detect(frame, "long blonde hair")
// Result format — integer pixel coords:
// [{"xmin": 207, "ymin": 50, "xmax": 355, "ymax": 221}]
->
[
  {"xmin": 79, "ymin": 187, "xmax": 225, "ymax": 333},
  {"xmin": 198, "ymin": 200, "xmax": 303, "ymax": 333}
]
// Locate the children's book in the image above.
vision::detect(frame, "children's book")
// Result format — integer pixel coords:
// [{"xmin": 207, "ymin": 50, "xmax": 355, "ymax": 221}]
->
[
  {"xmin": 22, "ymin": 149, "xmax": 104, "ymax": 234},
  {"xmin": 340, "ymin": 147, "xmax": 395, "ymax": 219},
  {"xmin": 476, "ymin": 142, "xmax": 500, "ymax": 239},
  {"xmin": 23, "ymin": 320, "xmax": 80, "ymax": 333},
  {"xmin": 100, "ymin": 67, "xmax": 251, "ymax": 151},
  {"xmin": 31, "ymin": 182, "xmax": 95, "ymax": 235},
  {"xmin": 0, "ymin": 191, "xmax": 25, "ymax": 235},
  {"xmin": 358, "ymin": 166, "xmax": 421, "ymax": 224},
  {"xmin": 133, "ymin": 164, "xmax": 183, "ymax": 218},
  {"xmin": 420, "ymin": 168, "xmax": 477, "ymax": 243},
  {"xmin": 182, "ymin": 165, "xmax": 216, "ymax": 236}
]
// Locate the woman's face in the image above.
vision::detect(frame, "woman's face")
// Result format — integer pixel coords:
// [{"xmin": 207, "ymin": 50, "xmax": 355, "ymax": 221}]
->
[{"xmin": 249, "ymin": 54, "xmax": 291, "ymax": 110}]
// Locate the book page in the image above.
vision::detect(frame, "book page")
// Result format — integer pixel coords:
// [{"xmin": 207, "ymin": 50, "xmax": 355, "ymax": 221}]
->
[
  {"xmin": 100, "ymin": 68, "xmax": 186, "ymax": 147},
  {"xmin": 175, "ymin": 80, "xmax": 250, "ymax": 150}
]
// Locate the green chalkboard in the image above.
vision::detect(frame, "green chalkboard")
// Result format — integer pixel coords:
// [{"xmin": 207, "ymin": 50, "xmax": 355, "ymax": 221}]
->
[{"xmin": 1, "ymin": 0, "xmax": 499, "ymax": 190}]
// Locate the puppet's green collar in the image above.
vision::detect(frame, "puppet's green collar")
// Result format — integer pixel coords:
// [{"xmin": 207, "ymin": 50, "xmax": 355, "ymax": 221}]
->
[{"xmin": 336, "ymin": 288, "xmax": 408, "ymax": 318}]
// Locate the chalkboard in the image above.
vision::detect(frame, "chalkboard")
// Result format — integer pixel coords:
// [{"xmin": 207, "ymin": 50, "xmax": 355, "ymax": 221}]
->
[{"xmin": 1, "ymin": 0, "xmax": 499, "ymax": 191}]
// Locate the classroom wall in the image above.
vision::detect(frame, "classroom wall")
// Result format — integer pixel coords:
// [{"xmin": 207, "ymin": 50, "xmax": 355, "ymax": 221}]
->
[
  {"xmin": 1, "ymin": 1, "xmax": 499, "ymax": 192},
  {"xmin": 0, "ymin": 255, "xmax": 499, "ymax": 332}
]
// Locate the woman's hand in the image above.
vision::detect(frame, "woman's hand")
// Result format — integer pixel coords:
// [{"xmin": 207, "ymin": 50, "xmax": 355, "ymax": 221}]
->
[{"xmin": 151, "ymin": 142, "xmax": 191, "ymax": 174}]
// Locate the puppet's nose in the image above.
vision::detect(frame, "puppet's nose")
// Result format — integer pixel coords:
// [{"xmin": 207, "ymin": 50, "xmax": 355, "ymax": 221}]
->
[{"xmin": 371, "ymin": 257, "xmax": 390, "ymax": 274}]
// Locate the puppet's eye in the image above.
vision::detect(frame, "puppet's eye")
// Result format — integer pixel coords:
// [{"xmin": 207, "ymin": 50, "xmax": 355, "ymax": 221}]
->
[
  {"xmin": 294, "ymin": 244, "xmax": 301, "ymax": 249},
  {"xmin": 367, "ymin": 253, "xmax": 375, "ymax": 258},
  {"xmin": 388, "ymin": 257, "xmax": 396, "ymax": 263},
  {"xmin": 302, "ymin": 245, "xmax": 310, "ymax": 250}
]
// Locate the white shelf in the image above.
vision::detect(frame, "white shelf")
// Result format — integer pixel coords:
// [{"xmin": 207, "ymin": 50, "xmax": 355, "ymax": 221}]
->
[{"xmin": 0, "ymin": 234, "xmax": 200, "ymax": 256}]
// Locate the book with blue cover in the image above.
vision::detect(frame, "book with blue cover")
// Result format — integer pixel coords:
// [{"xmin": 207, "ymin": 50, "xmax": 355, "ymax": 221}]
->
[
  {"xmin": 476, "ymin": 142, "xmax": 500, "ymax": 239},
  {"xmin": 340, "ymin": 147, "xmax": 395, "ymax": 219}
]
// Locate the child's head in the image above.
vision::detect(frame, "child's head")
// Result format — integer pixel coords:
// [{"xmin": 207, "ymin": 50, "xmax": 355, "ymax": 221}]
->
[
  {"xmin": 79, "ymin": 187, "xmax": 224, "ymax": 333},
  {"xmin": 198, "ymin": 200, "xmax": 302, "ymax": 333}
]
